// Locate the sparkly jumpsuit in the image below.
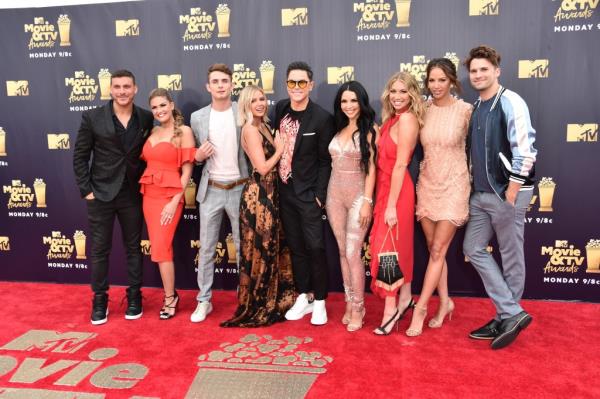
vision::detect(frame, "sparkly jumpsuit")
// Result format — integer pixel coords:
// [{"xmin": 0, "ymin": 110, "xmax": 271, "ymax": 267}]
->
[{"xmin": 326, "ymin": 134, "xmax": 369, "ymax": 304}]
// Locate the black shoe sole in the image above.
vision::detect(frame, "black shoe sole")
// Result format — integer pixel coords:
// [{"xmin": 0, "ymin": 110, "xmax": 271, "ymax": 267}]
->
[{"xmin": 491, "ymin": 314, "xmax": 532, "ymax": 350}]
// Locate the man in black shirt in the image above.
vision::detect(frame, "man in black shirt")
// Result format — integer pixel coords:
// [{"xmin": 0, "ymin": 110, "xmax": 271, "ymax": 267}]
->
[{"xmin": 73, "ymin": 69, "xmax": 153, "ymax": 325}]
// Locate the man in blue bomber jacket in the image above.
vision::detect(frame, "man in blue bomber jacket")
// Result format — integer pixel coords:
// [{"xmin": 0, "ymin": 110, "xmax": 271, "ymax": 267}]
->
[{"xmin": 462, "ymin": 45, "xmax": 537, "ymax": 350}]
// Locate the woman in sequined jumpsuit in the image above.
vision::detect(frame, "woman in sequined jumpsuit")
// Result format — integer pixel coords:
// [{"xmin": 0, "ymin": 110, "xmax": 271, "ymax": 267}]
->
[{"xmin": 326, "ymin": 81, "xmax": 378, "ymax": 332}]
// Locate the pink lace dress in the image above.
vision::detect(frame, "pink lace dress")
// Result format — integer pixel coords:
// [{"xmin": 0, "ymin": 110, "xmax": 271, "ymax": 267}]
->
[{"xmin": 415, "ymin": 99, "xmax": 473, "ymax": 226}]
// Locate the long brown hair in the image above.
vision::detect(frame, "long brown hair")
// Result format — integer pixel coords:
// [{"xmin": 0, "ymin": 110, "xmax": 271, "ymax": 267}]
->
[{"xmin": 148, "ymin": 88, "xmax": 184, "ymax": 147}]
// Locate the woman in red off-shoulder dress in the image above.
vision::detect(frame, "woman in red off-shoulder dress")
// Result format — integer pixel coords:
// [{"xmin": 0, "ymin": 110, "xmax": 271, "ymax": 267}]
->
[{"xmin": 140, "ymin": 88, "xmax": 195, "ymax": 319}]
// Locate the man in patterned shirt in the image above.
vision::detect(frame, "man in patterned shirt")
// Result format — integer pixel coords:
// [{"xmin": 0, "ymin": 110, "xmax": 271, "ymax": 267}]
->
[{"xmin": 273, "ymin": 61, "xmax": 335, "ymax": 325}]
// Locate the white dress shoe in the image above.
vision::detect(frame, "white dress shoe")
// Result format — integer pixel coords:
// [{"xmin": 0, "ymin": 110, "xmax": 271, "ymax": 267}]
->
[
  {"xmin": 285, "ymin": 293, "xmax": 313, "ymax": 320},
  {"xmin": 310, "ymin": 300, "xmax": 328, "ymax": 325},
  {"xmin": 190, "ymin": 301, "xmax": 212, "ymax": 323}
]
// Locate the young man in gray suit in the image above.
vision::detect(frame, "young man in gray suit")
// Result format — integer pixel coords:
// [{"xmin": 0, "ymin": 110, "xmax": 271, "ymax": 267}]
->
[{"xmin": 190, "ymin": 63, "xmax": 249, "ymax": 322}]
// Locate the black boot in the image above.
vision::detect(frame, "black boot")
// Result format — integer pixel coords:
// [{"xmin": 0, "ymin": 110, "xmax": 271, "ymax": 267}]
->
[
  {"xmin": 125, "ymin": 289, "xmax": 143, "ymax": 320},
  {"xmin": 91, "ymin": 293, "xmax": 108, "ymax": 325}
]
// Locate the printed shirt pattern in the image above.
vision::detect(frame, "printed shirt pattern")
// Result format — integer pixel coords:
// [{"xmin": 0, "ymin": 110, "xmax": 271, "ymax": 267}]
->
[{"xmin": 278, "ymin": 113, "xmax": 301, "ymax": 183}]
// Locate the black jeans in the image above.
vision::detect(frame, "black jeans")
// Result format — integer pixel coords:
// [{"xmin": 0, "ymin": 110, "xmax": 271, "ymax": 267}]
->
[
  {"xmin": 86, "ymin": 184, "xmax": 143, "ymax": 294},
  {"xmin": 279, "ymin": 180, "xmax": 328, "ymax": 300}
]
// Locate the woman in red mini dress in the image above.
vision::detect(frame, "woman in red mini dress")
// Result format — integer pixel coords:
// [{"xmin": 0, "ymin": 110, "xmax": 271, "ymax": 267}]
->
[
  {"xmin": 140, "ymin": 88, "xmax": 195, "ymax": 319},
  {"xmin": 370, "ymin": 72, "xmax": 424, "ymax": 335}
]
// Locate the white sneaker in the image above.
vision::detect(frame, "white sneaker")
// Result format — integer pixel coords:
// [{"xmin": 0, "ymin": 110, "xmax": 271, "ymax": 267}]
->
[
  {"xmin": 285, "ymin": 293, "xmax": 313, "ymax": 321},
  {"xmin": 190, "ymin": 301, "xmax": 212, "ymax": 323},
  {"xmin": 311, "ymin": 300, "xmax": 328, "ymax": 325}
]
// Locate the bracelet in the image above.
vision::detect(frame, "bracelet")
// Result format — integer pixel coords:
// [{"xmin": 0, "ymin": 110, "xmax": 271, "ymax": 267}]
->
[{"xmin": 361, "ymin": 196, "xmax": 373, "ymax": 205}]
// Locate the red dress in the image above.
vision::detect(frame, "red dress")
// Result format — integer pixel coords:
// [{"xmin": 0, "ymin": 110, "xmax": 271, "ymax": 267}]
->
[
  {"xmin": 139, "ymin": 141, "xmax": 195, "ymax": 262},
  {"xmin": 369, "ymin": 114, "xmax": 415, "ymax": 298}
]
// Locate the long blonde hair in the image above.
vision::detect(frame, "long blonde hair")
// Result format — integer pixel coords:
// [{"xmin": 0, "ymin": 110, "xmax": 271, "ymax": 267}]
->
[
  {"xmin": 237, "ymin": 85, "xmax": 269, "ymax": 127},
  {"xmin": 148, "ymin": 88, "xmax": 184, "ymax": 147},
  {"xmin": 380, "ymin": 71, "xmax": 425, "ymax": 127}
]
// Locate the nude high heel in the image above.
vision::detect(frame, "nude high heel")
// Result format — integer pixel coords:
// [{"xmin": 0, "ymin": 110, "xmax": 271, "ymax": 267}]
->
[
  {"xmin": 428, "ymin": 298, "xmax": 455, "ymax": 329},
  {"xmin": 405, "ymin": 305, "xmax": 427, "ymax": 337}
]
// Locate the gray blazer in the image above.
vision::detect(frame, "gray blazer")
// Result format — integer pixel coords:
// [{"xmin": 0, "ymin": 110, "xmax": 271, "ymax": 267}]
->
[{"xmin": 190, "ymin": 101, "xmax": 249, "ymax": 204}]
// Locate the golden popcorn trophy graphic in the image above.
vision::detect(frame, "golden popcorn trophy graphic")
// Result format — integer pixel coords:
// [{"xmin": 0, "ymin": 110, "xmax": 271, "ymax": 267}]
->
[
  {"xmin": 0, "ymin": 127, "xmax": 6, "ymax": 156},
  {"xmin": 185, "ymin": 334, "xmax": 332, "ymax": 399},
  {"xmin": 395, "ymin": 0, "xmax": 412, "ymax": 27},
  {"xmin": 33, "ymin": 178, "xmax": 47, "ymax": 208},
  {"xmin": 225, "ymin": 233, "xmax": 237, "ymax": 263},
  {"xmin": 216, "ymin": 4, "xmax": 231, "ymax": 38},
  {"xmin": 57, "ymin": 14, "xmax": 71, "ymax": 46},
  {"xmin": 184, "ymin": 179, "xmax": 197, "ymax": 209},
  {"xmin": 98, "ymin": 68, "xmax": 112, "ymax": 100},
  {"xmin": 537, "ymin": 177, "xmax": 556, "ymax": 212},
  {"xmin": 259, "ymin": 60, "xmax": 275, "ymax": 94},
  {"xmin": 585, "ymin": 239, "xmax": 600, "ymax": 273},
  {"xmin": 73, "ymin": 230, "xmax": 87, "ymax": 259}
]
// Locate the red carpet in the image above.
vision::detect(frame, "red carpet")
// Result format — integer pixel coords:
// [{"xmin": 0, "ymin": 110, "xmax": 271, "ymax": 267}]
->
[{"xmin": 0, "ymin": 282, "xmax": 598, "ymax": 399}]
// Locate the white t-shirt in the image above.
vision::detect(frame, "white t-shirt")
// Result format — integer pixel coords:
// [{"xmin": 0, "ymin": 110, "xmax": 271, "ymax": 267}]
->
[{"xmin": 206, "ymin": 107, "xmax": 240, "ymax": 181}]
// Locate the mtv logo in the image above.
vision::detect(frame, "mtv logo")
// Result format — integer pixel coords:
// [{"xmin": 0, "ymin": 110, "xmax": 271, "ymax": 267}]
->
[
  {"xmin": 34, "ymin": 17, "xmax": 44, "ymax": 24},
  {"xmin": 281, "ymin": 7, "xmax": 308, "ymax": 26},
  {"xmin": 115, "ymin": 19, "xmax": 140, "ymax": 36},
  {"xmin": 518, "ymin": 60, "xmax": 549, "ymax": 78},
  {"xmin": 327, "ymin": 66, "xmax": 355, "ymax": 84},
  {"xmin": 555, "ymin": 240, "xmax": 568, "ymax": 248},
  {"xmin": 413, "ymin": 55, "xmax": 426, "ymax": 63},
  {"xmin": 157, "ymin": 74, "xmax": 183, "ymax": 91},
  {"xmin": 0, "ymin": 236, "xmax": 9, "ymax": 251},
  {"xmin": 47, "ymin": 133, "xmax": 70, "ymax": 149},
  {"xmin": 190, "ymin": 7, "xmax": 202, "ymax": 15},
  {"xmin": 0, "ymin": 330, "xmax": 97, "ymax": 353},
  {"xmin": 566, "ymin": 123, "xmax": 598, "ymax": 142},
  {"xmin": 141, "ymin": 239, "xmax": 151, "ymax": 255},
  {"xmin": 6, "ymin": 81, "xmax": 29, "ymax": 96},
  {"xmin": 469, "ymin": 0, "xmax": 499, "ymax": 15},
  {"xmin": 191, "ymin": 239, "xmax": 200, "ymax": 249}
]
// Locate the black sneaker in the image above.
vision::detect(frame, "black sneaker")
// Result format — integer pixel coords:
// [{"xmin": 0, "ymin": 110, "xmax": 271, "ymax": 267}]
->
[
  {"xmin": 125, "ymin": 289, "xmax": 143, "ymax": 320},
  {"xmin": 91, "ymin": 293, "xmax": 108, "ymax": 325}
]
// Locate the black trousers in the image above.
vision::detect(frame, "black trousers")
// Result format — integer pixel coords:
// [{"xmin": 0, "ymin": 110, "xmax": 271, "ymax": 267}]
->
[
  {"xmin": 86, "ymin": 184, "xmax": 143, "ymax": 294},
  {"xmin": 279, "ymin": 180, "xmax": 328, "ymax": 300}
]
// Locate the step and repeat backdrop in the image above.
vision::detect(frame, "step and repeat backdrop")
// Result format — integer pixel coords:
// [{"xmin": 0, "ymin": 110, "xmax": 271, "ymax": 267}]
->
[{"xmin": 0, "ymin": 0, "xmax": 598, "ymax": 301}]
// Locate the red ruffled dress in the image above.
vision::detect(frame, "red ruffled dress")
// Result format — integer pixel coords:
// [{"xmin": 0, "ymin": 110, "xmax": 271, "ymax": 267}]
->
[
  {"xmin": 369, "ymin": 114, "xmax": 415, "ymax": 298},
  {"xmin": 139, "ymin": 141, "xmax": 195, "ymax": 262}
]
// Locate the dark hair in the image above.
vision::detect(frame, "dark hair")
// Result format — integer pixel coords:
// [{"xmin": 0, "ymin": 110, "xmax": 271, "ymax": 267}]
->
[
  {"xmin": 333, "ymin": 81, "xmax": 377, "ymax": 174},
  {"xmin": 207, "ymin": 63, "xmax": 233, "ymax": 80},
  {"xmin": 425, "ymin": 58, "xmax": 462, "ymax": 95},
  {"xmin": 464, "ymin": 45, "xmax": 501, "ymax": 70},
  {"xmin": 111, "ymin": 69, "xmax": 136, "ymax": 85},
  {"xmin": 148, "ymin": 88, "xmax": 185, "ymax": 147},
  {"xmin": 286, "ymin": 61, "xmax": 313, "ymax": 80}
]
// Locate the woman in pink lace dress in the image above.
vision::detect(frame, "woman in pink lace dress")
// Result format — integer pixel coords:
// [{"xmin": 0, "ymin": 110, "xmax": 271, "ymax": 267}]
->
[
  {"xmin": 326, "ymin": 81, "xmax": 378, "ymax": 332},
  {"xmin": 406, "ymin": 58, "xmax": 473, "ymax": 336}
]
